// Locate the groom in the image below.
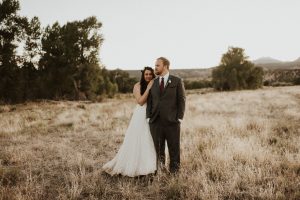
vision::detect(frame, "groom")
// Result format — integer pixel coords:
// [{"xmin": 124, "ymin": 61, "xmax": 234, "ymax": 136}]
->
[{"xmin": 146, "ymin": 57, "xmax": 186, "ymax": 174}]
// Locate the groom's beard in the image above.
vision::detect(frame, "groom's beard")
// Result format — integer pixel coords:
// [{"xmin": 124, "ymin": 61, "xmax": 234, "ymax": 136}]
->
[{"xmin": 155, "ymin": 71, "xmax": 161, "ymax": 75}]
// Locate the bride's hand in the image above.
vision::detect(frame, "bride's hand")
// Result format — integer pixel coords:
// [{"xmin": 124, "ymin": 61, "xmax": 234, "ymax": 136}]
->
[{"xmin": 147, "ymin": 80, "xmax": 154, "ymax": 90}]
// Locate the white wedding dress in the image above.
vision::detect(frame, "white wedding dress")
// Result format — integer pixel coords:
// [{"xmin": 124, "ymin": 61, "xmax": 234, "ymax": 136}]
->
[{"xmin": 102, "ymin": 104, "xmax": 157, "ymax": 177}]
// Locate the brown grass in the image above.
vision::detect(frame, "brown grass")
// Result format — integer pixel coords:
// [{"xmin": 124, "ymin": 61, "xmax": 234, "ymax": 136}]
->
[{"xmin": 1, "ymin": 86, "xmax": 300, "ymax": 200}]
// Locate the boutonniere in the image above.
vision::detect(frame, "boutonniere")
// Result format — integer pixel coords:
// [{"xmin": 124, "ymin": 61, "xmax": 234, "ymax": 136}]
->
[{"xmin": 168, "ymin": 80, "xmax": 171, "ymax": 84}]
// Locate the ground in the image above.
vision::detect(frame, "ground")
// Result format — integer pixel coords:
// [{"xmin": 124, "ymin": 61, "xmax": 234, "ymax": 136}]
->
[{"xmin": 0, "ymin": 86, "xmax": 300, "ymax": 200}]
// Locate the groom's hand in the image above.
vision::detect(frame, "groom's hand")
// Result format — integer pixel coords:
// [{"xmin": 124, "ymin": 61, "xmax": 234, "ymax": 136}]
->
[{"xmin": 178, "ymin": 118, "xmax": 183, "ymax": 123}]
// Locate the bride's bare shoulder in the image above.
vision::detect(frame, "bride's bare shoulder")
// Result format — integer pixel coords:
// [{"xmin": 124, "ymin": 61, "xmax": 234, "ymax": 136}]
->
[
  {"xmin": 134, "ymin": 82, "xmax": 140, "ymax": 88},
  {"xmin": 133, "ymin": 82, "xmax": 140, "ymax": 92}
]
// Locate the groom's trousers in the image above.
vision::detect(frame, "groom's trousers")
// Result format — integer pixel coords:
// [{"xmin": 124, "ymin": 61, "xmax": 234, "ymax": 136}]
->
[{"xmin": 150, "ymin": 117, "xmax": 180, "ymax": 173}]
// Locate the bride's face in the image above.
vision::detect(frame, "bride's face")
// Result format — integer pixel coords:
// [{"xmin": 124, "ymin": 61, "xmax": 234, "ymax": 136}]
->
[{"xmin": 144, "ymin": 70, "xmax": 153, "ymax": 82}]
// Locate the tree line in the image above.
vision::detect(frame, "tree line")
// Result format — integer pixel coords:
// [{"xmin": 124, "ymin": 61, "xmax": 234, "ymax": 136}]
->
[
  {"xmin": 1, "ymin": 0, "xmax": 274, "ymax": 104},
  {"xmin": 0, "ymin": 0, "xmax": 136, "ymax": 103}
]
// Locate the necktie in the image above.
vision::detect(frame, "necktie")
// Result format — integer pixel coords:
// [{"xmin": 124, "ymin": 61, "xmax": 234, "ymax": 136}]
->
[{"xmin": 160, "ymin": 77, "xmax": 164, "ymax": 93}]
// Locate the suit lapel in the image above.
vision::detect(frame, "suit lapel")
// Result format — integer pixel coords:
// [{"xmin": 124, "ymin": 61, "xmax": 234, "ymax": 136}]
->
[
  {"xmin": 154, "ymin": 77, "xmax": 160, "ymax": 94},
  {"xmin": 165, "ymin": 75, "xmax": 172, "ymax": 88}
]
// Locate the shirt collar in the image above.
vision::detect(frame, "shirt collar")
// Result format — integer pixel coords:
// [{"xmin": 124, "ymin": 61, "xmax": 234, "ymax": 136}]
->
[{"xmin": 160, "ymin": 72, "xmax": 169, "ymax": 81}]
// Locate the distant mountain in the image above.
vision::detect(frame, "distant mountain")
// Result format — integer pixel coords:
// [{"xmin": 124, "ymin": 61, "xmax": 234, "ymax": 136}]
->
[
  {"xmin": 294, "ymin": 57, "xmax": 300, "ymax": 63},
  {"xmin": 253, "ymin": 57, "xmax": 282, "ymax": 64},
  {"xmin": 123, "ymin": 56, "xmax": 300, "ymax": 81},
  {"xmin": 253, "ymin": 56, "xmax": 300, "ymax": 70},
  {"xmin": 126, "ymin": 68, "xmax": 214, "ymax": 81}
]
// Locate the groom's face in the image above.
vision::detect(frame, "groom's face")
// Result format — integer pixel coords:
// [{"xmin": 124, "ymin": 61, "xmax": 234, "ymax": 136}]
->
[{"xmin": 155, "ymin": 59, "xmax": 165, "ymax": 75}]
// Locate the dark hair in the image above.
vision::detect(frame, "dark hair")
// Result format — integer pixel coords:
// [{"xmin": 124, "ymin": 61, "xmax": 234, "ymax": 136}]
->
[
  {"xmin": 140, "ymin": 66, "xmax": 155, "ymax": 95},
  {"xmin": 157, "ymin": 57, "xmax": 170, "ymax": 69}
]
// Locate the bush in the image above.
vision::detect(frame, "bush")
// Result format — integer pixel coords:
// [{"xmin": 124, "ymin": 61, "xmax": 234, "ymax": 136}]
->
[
  {"xmin": 108, "ymin": 69, "xmax": 138, "ymax": 93},
  {"xmin": 184, "ymin": 79, "xmax": 212, "ymax": 90},
  {"xmin": 212, "ymin": 47, "xmax": 264, "ymax": 91},
  {"xmin": 294, "ymin": 77, "xmax": 300, "ymax": 85}
]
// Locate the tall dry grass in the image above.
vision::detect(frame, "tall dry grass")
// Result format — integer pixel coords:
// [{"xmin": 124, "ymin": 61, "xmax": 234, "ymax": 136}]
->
[{"xmin": 0, "ymin": 86, "xmax": 300, "ymax": 200}]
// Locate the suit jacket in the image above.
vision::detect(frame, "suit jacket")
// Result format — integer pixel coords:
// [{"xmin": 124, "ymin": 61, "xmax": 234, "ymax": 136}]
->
[{"xmin": 146, "ymin": 74, "xmax": 186, "ymax": 124}]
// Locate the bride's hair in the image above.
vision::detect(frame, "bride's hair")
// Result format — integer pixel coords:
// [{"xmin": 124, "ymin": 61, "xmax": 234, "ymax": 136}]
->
[{"xmin": 140, "ymin": 66, "xmax": 155, "ymax": 95}]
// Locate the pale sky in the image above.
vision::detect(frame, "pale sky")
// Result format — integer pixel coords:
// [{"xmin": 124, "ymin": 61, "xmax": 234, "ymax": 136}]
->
[{"xmin": 19, "ymin": 0, "xmax": 300, "ymax": 70}]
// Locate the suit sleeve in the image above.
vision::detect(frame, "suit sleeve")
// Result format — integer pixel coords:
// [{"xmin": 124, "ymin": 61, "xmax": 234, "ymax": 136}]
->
[
  {"xmin": 177, "ymin": 78, "xmax": 186, "ymax": 119},
  {"xmin": 146, "ymin": 89, "xmax": 152, "ymax": 119}
]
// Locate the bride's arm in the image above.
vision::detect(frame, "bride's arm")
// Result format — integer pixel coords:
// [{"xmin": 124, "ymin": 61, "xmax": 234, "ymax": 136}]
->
[{"xmin": 133, "ymin": 81, "xmax": 153, "ymax": 106}]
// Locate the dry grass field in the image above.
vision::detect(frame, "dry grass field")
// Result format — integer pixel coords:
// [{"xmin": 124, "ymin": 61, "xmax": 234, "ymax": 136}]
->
[{"xmin": 1, "ymin": 86, "xmax": 300, "ymax": 200}]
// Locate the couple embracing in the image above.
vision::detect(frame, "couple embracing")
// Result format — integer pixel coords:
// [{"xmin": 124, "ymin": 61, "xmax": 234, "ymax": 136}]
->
[{"xmin": 103, "ymin": 57, "xmax": 186, "ymax": 177}]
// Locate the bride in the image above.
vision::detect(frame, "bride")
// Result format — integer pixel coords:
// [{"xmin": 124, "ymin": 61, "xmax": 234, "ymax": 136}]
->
[{"xmin": 102, "ymin": 67, "xmax": 157, "ymax": 177}]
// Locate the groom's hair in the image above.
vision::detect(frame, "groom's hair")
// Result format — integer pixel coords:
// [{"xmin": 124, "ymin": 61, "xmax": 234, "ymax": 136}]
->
[{"xmin": 157, "ymin": 57, "xmax": 170, "ymax": 69}]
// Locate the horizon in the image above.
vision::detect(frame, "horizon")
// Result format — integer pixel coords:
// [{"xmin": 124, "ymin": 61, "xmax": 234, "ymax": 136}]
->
[
  {"xmin": 19, "ymin": 0, "xmax": 300, "ymax": 70},
  {"xmin": 110, "ymin": 56, "xmax": 300, "ymax": 71}
]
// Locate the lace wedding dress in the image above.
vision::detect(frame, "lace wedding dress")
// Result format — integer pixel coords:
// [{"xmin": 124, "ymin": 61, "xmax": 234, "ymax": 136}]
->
[{"xmin": 102, "ymin": 104, "xmax": 157, "ymax": 177}]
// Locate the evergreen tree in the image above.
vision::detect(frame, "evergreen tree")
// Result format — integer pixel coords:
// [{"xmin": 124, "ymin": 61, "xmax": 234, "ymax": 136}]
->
[
  {"xmin": 0, "ymin": 0, "xmax": 27, "ymax": 102},
  {"xmin": 19, "ymin": 16, "xmax": 42, "ymax": 100}
]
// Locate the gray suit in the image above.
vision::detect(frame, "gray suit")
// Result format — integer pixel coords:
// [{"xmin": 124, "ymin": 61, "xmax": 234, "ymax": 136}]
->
[{"xmin": 146, "ymin": 74, "xmax": 186, "ymax": 173}]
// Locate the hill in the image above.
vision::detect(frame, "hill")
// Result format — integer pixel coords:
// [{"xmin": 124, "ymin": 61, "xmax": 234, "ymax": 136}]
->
[
  {"xmin": 294, "ymin": 57, "xmax": 300, "ymax": 62},
  {"xmin": 125, "ymin": 62, "xmax": 300, "ymax": 83},
  {"xmin": 256, "ymin": 61, "xmax": 300, "ymax": 70},
  {"xmin": 126, "ymin": 68, "xmax": 214, "ymax": 81},
  {"xmin": 251, "ymin": 56, "xmax": 300, "ymax": 70},
  {"xmin": 123, "ymin": 57, "xmax": 300, "ymax": 88},
  {"xmin": 253, "ymin": 57, "xmax": 282, "ymax": 64}
]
